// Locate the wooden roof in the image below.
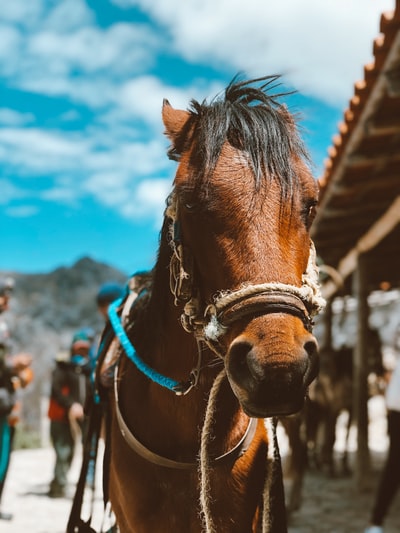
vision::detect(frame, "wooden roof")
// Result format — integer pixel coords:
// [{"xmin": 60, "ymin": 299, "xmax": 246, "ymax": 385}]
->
[{"xmin": 311, "ymin": 1, "xmax": 400, "ymax": 298}]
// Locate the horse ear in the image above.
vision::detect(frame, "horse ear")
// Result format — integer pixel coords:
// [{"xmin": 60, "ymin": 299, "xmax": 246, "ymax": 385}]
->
[{"xmin": 162, "ymin": 99, "xmax": 190, "ymax": 142}]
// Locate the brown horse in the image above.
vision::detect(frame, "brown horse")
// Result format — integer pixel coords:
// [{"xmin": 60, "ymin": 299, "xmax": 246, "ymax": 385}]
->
[{"xmin": 97, "ymin": 77, "xmax": 324, "ymax": 533}]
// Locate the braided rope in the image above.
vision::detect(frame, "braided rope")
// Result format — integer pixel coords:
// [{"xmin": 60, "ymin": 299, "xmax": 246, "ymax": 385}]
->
[
  {"xmin": 166, "ymin": 192, "xmax": 194, "ymax": 306},
  {"xmin": 262, "ymin": 418, "xmax": 277, "ymax": 533},
  {"xmin": 199, "ymin": 369, "xmax": 226, "ymax": 533},
  {"xmin": 199, "ymin": 370, "xmax": 281, "ymax": 532},
  {"xmin": 202, "ymin": 241, "xmax": 325, "ymax": 343},
  {"xmin": 210, "ymin": 243, "xmax": 323, "ymax": 316},
  {"xmin": 210, "ymin": 242, "xmax": 324, "ymax": 317}
]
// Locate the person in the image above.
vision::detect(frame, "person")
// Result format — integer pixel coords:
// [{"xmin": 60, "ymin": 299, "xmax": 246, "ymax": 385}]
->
[
  {"xmin": 47, "ymin": 330, "xmax": 91, "ymax": 498},
  {"xmin": 364, "ymin": 326, "xmax": 400, "ymax": 533},
  {"xmin": 0, "ymin": 277, "xmax": 33, "ymax": 520},
  {"xmin": 96, "ymin": 282, "xmax": 125, "ymax": 321}
]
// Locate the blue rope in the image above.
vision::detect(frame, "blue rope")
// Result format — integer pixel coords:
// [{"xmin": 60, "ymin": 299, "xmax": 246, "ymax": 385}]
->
[
  {"xmin": 108, "ymin": 298, "xmax": 182, "ymax": 393},
  {"xmin": 0, "ymin": 417, "xmax": 11, "ymax": 481}
]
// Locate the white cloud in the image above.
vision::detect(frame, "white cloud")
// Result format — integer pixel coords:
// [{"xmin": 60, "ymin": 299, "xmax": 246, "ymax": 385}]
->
[
  {"xmin": 0, "ymin": 0, "xmax": 44, "ymax": 28},
  {"xmin": 80, "ymin": 138, "xmax": 174, "ymax": 224},
  {"xmin": 116, "ymin": 0, "xmax": 395, "ymax": 106},
  {"xmin": 1, "ymin": 0, "xmax": 395, "ymax": 112},
  {"xmin": 41, "ymin": 0, "xmax": 94, "ymax": 32},
  {"xmin": 117, "ymin": 76, "xmax": 222, "ymax": 125},
  {"xmin": 0, "ymin": 0, "xmax": 396, "ymax": 230},
  {"xmin": 29, "ymin": 23, "xmax": 160, "ymax": 75},
  {"xmin": 6, "ymin": 0, "xmax": 390, "ymax": 114},
  {"xmin": 19, "ymin": 76, "xmax": 116, "ymax": 108},
  {"xmin": 0, "ymin": 118, "xmax": 174, "ymax": 223},
  {"xmin": 122, "ymin": 178, "xmax": 171, "ymax": 224},
  {"xmin": 83, "ymin": 171, "xmax": 171, "ymax": 226},
  {"xmin": 0, "ymin": 128, "xmax": 90, "ymax": 172},
  {"xmin": 0, "ymin": 25, "xmax": 22, "ymax": 62},
  {"xmin": 0, "ymin": 0, "xmax": 162, "ymax": 112},
  {"xmin": 0, "ymin": 108, "xmax": 35, "ymax": 126}
]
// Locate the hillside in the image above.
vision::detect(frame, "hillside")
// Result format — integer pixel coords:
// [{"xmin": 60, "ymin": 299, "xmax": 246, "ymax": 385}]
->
[{"xmin": 1, "ymin": 256, "xmax": 128, "ymax": 434}]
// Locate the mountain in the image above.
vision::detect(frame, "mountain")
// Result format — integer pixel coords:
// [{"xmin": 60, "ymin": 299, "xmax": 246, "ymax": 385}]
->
[{"xmin": 1, "ymin": 256, "xmax": 128, "ymax": 435}]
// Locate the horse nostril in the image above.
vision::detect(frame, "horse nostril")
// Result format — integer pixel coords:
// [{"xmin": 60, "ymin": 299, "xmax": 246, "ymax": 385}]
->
[
  {"xmin": 304, "ymin": 339, "xmax": 318, "ymax": 359},
  {"xmin": 304, "ymin": 338, "xmax": 319, "ymax": 384},
  {"xmin": 228, "ymin": 341, "xmax": 264, "ymax": 384}
]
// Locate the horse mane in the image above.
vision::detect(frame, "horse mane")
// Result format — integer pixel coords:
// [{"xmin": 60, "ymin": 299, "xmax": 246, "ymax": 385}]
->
[
  {"xmin": 167, "ymin": 75, "xmax": 310, "ymax": 197},
  {"xmin": 130, "ymin": 217, "xmax": 174, "ymax": 342},
  {"xmin": 137, "ymin": 76, "xmax": 312, "ymax": 337}
]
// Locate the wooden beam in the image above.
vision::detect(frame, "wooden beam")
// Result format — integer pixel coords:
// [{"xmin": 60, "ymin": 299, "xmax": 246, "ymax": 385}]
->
[
  {"xmin": 313, "ymin": 31, "xmax": 400, "ymax": 230},
  {"xmin": 316, "ymin": 198, "xmax": 392, "ymax": 219},
  {"xmin": 345, "ymin": 152, "xmax": 400, "ymax": 169},
  {"xmin": 321, "ymin": 196, "xmax": 400, "ymax": 299},
  {"xmin": 365, "ymin": 123, "xmax": 400, "ymax": 136}
]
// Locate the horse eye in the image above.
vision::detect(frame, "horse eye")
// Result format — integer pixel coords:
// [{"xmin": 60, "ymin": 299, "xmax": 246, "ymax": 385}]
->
[
  {"xmin": 177, "ymin": 189, "xmax": 197, "ymax": 212},
  {"xmin": 308, "ymin": 203, "xmax": 317, "ymax": 218},
  {"xmin": 303, "ymin": 200, "xmax": 317, "ymax": 227}
]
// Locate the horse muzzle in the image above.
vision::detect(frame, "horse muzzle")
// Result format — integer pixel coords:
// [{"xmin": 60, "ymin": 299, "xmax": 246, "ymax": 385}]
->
[{"xmin": 225, "ymin": 315, "xmax": 319, "ymax": 418}]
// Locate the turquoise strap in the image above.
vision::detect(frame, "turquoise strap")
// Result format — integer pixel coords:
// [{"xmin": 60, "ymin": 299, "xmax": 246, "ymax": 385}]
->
[
  {"xmin": 108, "ymin": 298, "xmax": 182, "ymax": 393},
  {"xmin": 0, "ymin": 416, "xmax": 11, "ymax": 481}
]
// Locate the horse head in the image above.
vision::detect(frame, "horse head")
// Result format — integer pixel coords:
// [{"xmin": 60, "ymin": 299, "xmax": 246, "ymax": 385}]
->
[{"xmin": 162, "ymin": 76, "xmax": 324, "ymax": 418}]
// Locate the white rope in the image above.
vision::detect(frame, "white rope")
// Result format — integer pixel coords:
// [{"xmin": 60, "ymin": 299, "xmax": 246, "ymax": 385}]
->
[
  {"xmin": 262, "ymin": 418, "xmax": 277, "ymax": 533},
  {"xmin": 199, "ymin": 371, "xmax": 280, "ymax": 532},
  {"xmin": 211, "ymin": 244, "xmax": 324, "ymax": 317},
  {"xmin": 199, "ymin": 369, "xmax": 226, "ymax": 533},
  {"xmin": 202, "ymin": 241, "xmax": 325, "ymax": 342},
  {"xmin": 166, "ymin": 192, "xmax": 293, "ymax": 530},
  {"xmin": 301, "ymin": 240, "xmax": 326, "ymax": 314}
]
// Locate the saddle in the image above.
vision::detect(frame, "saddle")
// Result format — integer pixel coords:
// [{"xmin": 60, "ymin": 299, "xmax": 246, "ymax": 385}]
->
[{"xmin": 67, "ymin": 272, "xmax": 152, "ymax": 533}]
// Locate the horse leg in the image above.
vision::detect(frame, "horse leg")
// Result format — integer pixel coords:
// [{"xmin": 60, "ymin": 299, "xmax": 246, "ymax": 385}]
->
[
  {"xmin": 341, "ymin": 408, "xmax": 352, "ymax": 476},
  {"xmin": 304, "ymin": 399, "xmax": 322, "ymax": 471},
  {"xmin": 320, "ymin": 410, "xmax": 338, "ymax": 477},
  {"xmin": 280, "ymin": 414, "xmax": 307, "ymax": 515}
]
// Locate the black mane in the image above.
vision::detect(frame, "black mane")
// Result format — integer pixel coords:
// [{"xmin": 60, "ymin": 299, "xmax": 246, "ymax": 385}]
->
[{"xmin": 168, "ymin": 75, "xmax": 310, "ymax": 196}]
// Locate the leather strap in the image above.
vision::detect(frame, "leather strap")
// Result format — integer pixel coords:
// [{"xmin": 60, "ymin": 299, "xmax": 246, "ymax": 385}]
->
[
  {"xmin": 218, "ymin": 291, "xmax": 313, "ymax": 331},
  {"xmin": 114, "ymin": 364, "xmax": 258, "ymax": 470}
]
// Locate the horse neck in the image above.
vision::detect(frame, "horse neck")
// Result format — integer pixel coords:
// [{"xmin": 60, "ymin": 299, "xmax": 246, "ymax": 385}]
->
[
  {"xmin": 141, "ymin": 229, "xmax": 194, "ymax": 376},
  {"xmin": 124, "ymin": 230, "xmax": 248, "ymax": 456}
]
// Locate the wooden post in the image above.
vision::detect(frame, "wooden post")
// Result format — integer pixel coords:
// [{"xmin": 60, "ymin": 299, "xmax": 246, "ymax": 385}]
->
[{"xmin": 352, "ymin": 252, "xmax": 371, "ymax": 490}]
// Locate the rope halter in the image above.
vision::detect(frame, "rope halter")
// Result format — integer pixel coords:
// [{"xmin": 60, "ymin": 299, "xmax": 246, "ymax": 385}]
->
[{"xmin": 165, "ymin": 191, "xmax": 325, "ymax": 357}]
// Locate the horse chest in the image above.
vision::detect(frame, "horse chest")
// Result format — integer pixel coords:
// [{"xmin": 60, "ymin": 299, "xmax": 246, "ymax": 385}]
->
[{"xmin": 110, "ymin": 421, "xmax": 270, "ymax": 532}]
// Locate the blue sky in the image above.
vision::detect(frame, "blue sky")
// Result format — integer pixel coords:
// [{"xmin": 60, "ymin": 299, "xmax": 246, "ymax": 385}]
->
[{"xmin": 0, "ymin": 0, "xmax": 395, "ymax": 276}]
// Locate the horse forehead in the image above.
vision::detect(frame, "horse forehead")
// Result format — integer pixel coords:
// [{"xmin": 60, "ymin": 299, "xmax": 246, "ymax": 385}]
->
[
  {"xmin": 174, "ymin": 142, "xmax": 248, "ymax": 182},
  {"xmin": 211, "ymin": 146, "xmax": 313, "ymax": 206},
  {"xmin": 209, "ymin": 144, "xmax": 255, "ymax": 187},
  {"xmin": 217, "ymin": 142, "xmax": 250, "ymax": 167},
  {"xmin": 174, "ymin": 144, "xmax": 258, "ymax": 200},
  {"xmin": 174, "ymin": 141, "xmax": 314, "ymax": 209}
]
